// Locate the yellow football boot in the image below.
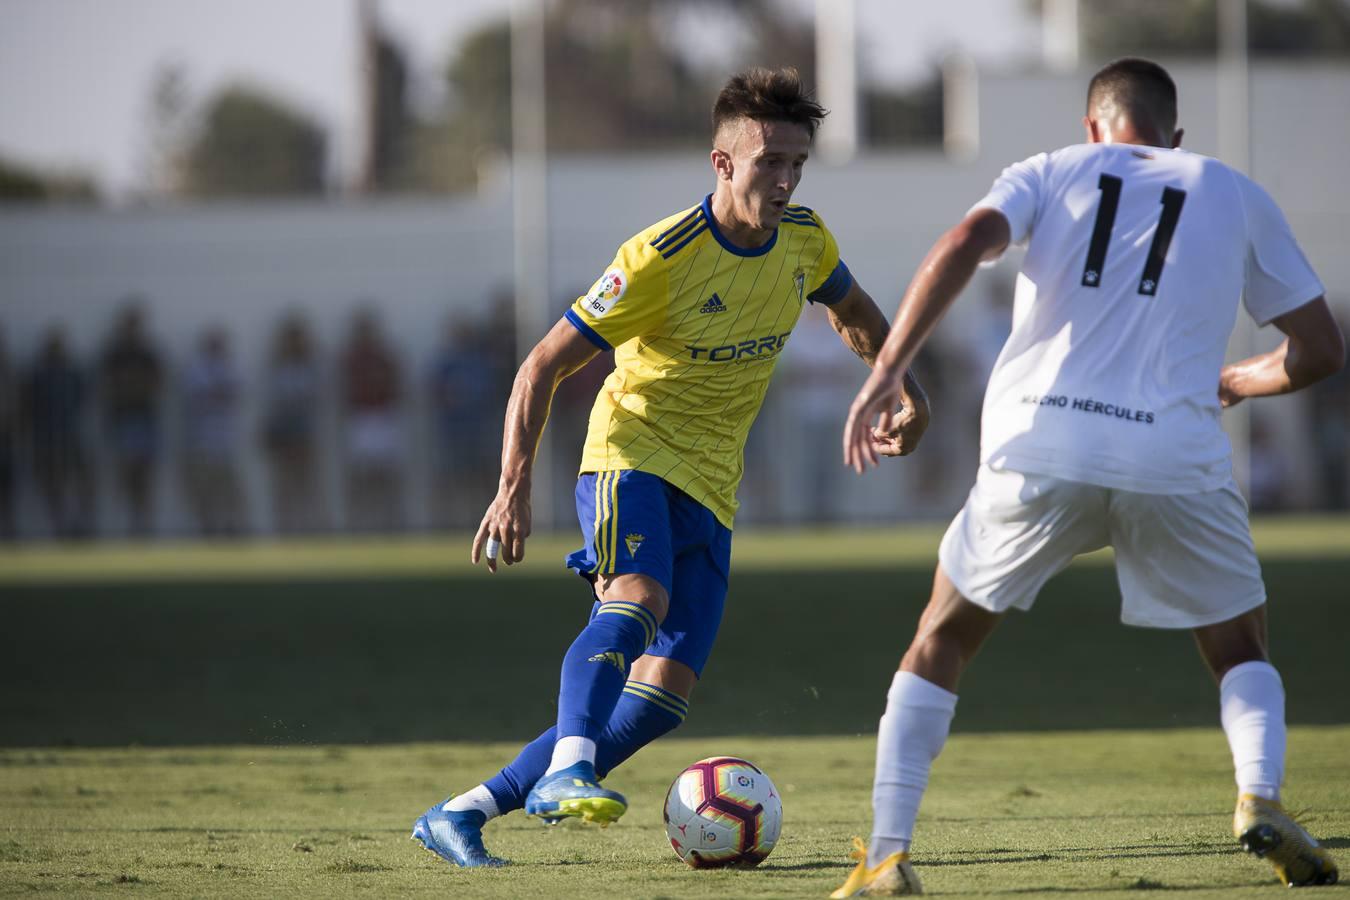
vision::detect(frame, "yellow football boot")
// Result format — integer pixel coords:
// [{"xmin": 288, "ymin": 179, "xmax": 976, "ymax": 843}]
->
[
  {"xmin": 1233, "ymin": 794, "xmax": 1338, "ymax": 887},
  {"xmin": 830, "ymin": 836, "xmax": 923, "ymax": 897}
]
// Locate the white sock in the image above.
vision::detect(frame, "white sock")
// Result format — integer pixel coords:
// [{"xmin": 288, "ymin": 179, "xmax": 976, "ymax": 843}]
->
[
  {"xmin": 1220, "ymin": 660, "xmax": 1285, "ymax": 802},
  {"xmin": 443, "ymin": 784, "xmax": 500, "ymax": 819},
  {"xmin": 869, "ymin": 671, "xmax": 958, "ymax": 863},
  {"xmin": 545, "ymin": 735, "xmax": 597, "ymax": 776}
]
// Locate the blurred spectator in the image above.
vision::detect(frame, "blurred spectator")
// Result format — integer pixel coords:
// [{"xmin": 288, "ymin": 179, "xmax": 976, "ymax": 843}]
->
[
  {"xmin": 99, "ymin": 303, "xmax": 164, "ymax": 536},
  {"xmin": 0, "ymin": 330, "xmax": 16, "ymax": 539},
  {"xmin": 262, "ymin": 314, "xmax": 327, "ymax": 533},
  {"xmin": 973, "ymin": 275, "xmax": 1014, "ymax": 385},
  {"xmin": 1248, "ymin": 416, "xmax": 1290, "ymax": 513},
  {"xmin": 780, "ymin": 307, "xmax": 855, "ymax": 522},
  {"xmin": 551, "ymin": 342, "xmax": 613, "ymax": 522},
  {"xmin": 341, "ymin": 308, "xmax": 403, "ymax": 532},
  {"xmin": 1309, "ymin": 311, "xmax": 1349, "ymax": 510},
  {"xmin": 908, "ymin": 339, "xmax": 960, "ymax": 509},
  {"xmin": 179, "ymin": 328, "xmax": 245, "ymax": 535},
  {"xmin": 26, "ymin": 327, "xmax": 95, "ymax": 538},
  {"xmin": 428, "ymin": 316, "xmax": 499, "ymax": 528},
  {"xmin": 486, "ymin": 289, "xmax": 518, "ymax": 394}
]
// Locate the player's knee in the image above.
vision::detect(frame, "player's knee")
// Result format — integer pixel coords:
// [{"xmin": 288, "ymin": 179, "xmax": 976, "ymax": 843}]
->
[{"xmin": 596, "ymin": 574, "xmax": 670, "ymax": 622}]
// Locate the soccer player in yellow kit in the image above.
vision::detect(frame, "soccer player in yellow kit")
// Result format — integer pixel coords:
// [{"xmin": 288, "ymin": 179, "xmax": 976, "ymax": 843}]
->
[{"xmin": 412, "ymin": 67, "xmax": 929, "ymax": 868}]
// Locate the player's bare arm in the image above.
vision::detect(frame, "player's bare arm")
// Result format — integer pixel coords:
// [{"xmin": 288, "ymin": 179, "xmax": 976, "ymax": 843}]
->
[
  {"xmin": 827, "ymin": 280, "xmax": 930, "ymax": 457},
  {"xmin": 471, "ymin": 319, "xmax": 599, "ymax": 572},
  {"xmin": 844, "ymin": 207, "xmax": 1010, "ymax": 473},
  {"xmin": 1217, "ymin": 296, "xmax": 1346, "ymax": 408}
]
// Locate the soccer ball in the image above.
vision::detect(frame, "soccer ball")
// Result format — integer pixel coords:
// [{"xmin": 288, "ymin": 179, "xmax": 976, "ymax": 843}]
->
[{"xmin": 663, "ymin": 756, "xmax": 782, "ymax": 868}]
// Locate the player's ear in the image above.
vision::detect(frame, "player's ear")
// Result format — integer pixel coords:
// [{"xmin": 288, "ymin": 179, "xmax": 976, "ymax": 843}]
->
[
  {"xmin": 1083, "ymin": 116, "xmax": 1101, "ymax": 144},
  {"xmin": 1171, "ymin": 127, "xmax": 1184, "ymax": 149},
  {"xmin": 711, "ymin": 147, "xmax": 733, "ymax": 182}
]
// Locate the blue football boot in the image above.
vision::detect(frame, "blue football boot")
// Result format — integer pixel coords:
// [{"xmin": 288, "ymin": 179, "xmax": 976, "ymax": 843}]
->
[
  {"xmin": 524, "ymin": 761, "xmax": 627, "ymax": 827},
  {"xmin": 411, "ymin": 802, "xmax": 507, "ymax": 868}
]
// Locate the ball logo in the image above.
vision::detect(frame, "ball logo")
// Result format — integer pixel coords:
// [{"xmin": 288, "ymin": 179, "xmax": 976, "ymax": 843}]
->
[
  {"xmin": 584, "ymin": 268, "xmax": 627, "ymax": 318},
  {"xmin": 737, "ymin": 775, "xmax": 754, "ymax": 788}
]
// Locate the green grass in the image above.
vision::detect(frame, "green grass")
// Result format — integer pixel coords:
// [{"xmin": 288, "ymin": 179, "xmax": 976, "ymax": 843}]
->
[
  {"xmin": 1, "ymin": 520, "xmax": 1347, "ymax": 895},
  {"xmin": 2, "ymin": 728, "xmax": 1346, "ymax": 897},
  {"xmin": 3, "ymin": 559, "xmax": 1349, "ymax": 746},
  {"xmin": 1, "ymin": 516, "xmax": 1346, "ymax": 583}
]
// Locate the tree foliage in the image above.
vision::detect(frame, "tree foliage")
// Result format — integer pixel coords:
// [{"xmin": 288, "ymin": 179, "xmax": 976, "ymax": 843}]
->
[
  {"xmin": 416, "ymin": 0, "xmax": 940, "ymax": 192},
  {"xmin": 181, "ymin": 86, "xmax": 327, "ymax": 197},
  {"xmin": 0, "ymin": 156, "xmax": 98, "ymax": 204},
  {"xmin": 1037, "ymin": 0, "xmax": 1350, "ymax": 58}
]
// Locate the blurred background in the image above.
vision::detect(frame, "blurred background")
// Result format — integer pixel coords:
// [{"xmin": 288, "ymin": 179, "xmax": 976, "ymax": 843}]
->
[{"xmin": 1, "ymin": 0, "xmax": 1347, "ymax": 541}]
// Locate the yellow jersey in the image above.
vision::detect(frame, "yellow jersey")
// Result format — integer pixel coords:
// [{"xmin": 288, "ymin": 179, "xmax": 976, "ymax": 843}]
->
[{"xmin": 564, "ymin": 194, "xmax": 854, "ymax": 528}]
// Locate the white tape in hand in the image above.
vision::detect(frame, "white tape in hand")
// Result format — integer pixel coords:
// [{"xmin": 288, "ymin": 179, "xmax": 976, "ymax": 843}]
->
[{"xmin": 485, "ymin": 537, "xmax": 502, "ymax": 561}]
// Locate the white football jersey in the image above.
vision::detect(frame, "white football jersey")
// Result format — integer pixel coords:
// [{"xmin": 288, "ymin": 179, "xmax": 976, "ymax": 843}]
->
[{"xmin": 972, "ymin": 143, "xmax": 1324, "ymax": 494}]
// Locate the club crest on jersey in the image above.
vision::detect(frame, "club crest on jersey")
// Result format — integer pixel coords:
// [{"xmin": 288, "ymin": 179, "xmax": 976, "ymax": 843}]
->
[
  {"xmin": 625, "ymin": 533, "xmax": 645, "ymax": 557},
  {"xmin": 584, "ymin": 268, "xmax": 627, "ymax": 318},
  {"xmin": 793, "ymin": 267, "xmax": 806, "ymax": 302}
]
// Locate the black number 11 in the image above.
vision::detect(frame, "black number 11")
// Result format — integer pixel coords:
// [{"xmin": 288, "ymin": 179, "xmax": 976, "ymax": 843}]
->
[{"xmin": 1081, "ymin": 173, "xmax": 1187, "ymax": 296}]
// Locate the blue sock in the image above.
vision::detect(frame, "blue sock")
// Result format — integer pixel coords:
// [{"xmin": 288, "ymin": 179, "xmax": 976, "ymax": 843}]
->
[
  {"xmin": 556, "ymin": 601, "xmax": 659, "ymax": 741},
  {"xmin": 595, "ymin": 681, "xmax": 687, "ymax": 777},
  {"xmin": 484, "ymin": 679, "xmax": 687, "ymax": 813},
  {"xmin": 484, "ymin": 729, "xmax": 554, "ymax": 814}
]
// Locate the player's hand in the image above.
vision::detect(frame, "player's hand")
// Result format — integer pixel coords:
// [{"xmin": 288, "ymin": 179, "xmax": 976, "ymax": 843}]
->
[
  {"xmin": 843, "ymin": 368, "xmax": 908, "ymax": 473},
  {"xmin": 471, "ymin": 488, "xmax": 532, "ymax": 574},
  {"xmin": 868, "ymin": 386, "xmax": 930, "ymax": 459},
  {"xmin": 1217, "ymin": 366, "xmax": 1244, "ymax": 408}
]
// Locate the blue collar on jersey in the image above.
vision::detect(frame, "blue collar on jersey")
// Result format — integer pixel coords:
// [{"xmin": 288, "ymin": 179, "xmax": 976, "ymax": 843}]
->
[{"xmin": 701, "ymin": 193, "xmax": 779, "ymax": 257}]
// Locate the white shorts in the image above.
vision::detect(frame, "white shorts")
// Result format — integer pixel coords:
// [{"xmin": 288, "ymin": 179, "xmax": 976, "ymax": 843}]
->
[{"xmin": 939, "ymin": 466, "xmax": 1267, "ymax": 629}]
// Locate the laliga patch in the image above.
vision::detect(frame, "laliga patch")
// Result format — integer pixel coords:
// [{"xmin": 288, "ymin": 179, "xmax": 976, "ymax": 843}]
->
[{"xmin": 584, "ymin": 268, "xmax": 627, "ymax": 318}]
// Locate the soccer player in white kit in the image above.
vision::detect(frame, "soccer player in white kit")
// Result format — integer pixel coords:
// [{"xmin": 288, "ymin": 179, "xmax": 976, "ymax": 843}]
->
[{"xmin": 831, "ymin": 58, "xmax": 1345, "ymax": 896}]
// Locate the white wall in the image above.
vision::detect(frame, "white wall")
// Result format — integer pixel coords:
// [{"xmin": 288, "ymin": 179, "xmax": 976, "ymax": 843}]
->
[{"xmin": 2, "ymin": 62, "xmax": 1345, "ymax": 535}]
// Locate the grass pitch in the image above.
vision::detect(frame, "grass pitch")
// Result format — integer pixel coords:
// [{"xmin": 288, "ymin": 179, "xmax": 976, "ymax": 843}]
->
[
  {"xmin": 1, "ymin": 519, "xmax": 1347, "ymax": 896},
  {"xmin": 2, "ymin": 728, "xmax": 1347, "ymax": 898}
]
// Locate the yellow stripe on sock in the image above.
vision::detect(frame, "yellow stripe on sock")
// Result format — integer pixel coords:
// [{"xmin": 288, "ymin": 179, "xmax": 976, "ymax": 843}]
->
[
  {"xmin": 623, "ymin": 681, "xmax": 688, "ymax": 718},
  {"xmin": 624, "ymin": 679, "xmax": 687, "ymax": 707},
  {"xmin": 597, "ymin": 603, "xmax": 657, "ymax": 646},
  {"xmin": 607, "ymin": 601, "xmax": 659, "ymax": 645},
  {"xmin": 622, "ymin": 684, "xmax": 687, "ymax": 720}
]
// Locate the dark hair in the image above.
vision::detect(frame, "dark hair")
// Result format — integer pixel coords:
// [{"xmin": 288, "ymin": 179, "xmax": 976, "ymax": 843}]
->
[
  {"xmin": 712, "ymin": 67, "xmax": 827, "ymax": 140},
  {"xmin": 1087, "ymin": 57, "xmax": 1178, "ymax": 135}
]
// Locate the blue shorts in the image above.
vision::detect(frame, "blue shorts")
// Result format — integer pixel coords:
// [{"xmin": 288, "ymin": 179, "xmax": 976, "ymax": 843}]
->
[{"xmin": 566, "ymin": 470, "xmax": 732, "ymax": 677}]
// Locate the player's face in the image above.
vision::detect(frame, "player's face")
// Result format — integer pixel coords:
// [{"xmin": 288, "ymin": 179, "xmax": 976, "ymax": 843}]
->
[{"xmin": 717, "ymin": 119, "xmax": 812, "ymax": 231}]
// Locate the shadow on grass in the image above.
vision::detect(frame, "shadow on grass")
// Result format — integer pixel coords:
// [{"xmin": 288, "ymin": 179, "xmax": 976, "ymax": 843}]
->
[
  {"xmin": 3, "ymin": 559, "xmax": 1348, "ymax": 746},
  {"xmin": 993, "ymin": 881, "xmax": 1275, "ymax": 894}
]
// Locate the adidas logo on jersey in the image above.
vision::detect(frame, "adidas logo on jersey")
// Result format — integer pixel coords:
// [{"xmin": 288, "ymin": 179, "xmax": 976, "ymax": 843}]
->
[
  {"xmin": 588, "ymin": 651, "xmax": 627, "ymax": 672},
  {"xmin": 700, "ymin": 293, "xmax": 727, "ymax": 314}
]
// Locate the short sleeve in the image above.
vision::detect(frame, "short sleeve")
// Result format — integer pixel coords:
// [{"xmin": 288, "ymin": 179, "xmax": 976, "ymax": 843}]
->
[
  {"xmin": 1237, "ymin": 175, "xmax": 1325, "ymax": 326},
  {"xmin": 804, "ymin": 214, "xmax": 854, "ymax": 306},
  {"xmin": 969, "ymin": 152, "xmax": 1049, "ymax": 249},
  {"xmin": 565, "ymin": 239, "xmax": 669, "ymax": 351}
]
